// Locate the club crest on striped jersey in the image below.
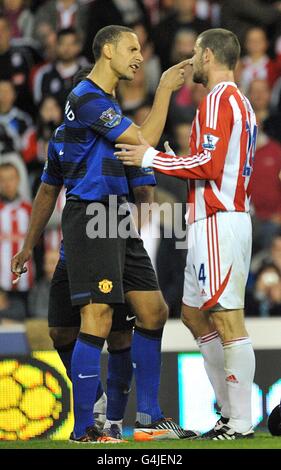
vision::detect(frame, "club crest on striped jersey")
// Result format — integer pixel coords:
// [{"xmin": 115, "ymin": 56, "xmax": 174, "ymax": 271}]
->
[
  {"xmin": 202, "ymin": 134, "xmax": 219, "ymax": 151},
  {"xmin": 100, "ymin": 108, "xmax": 121, "ymax": 128}
]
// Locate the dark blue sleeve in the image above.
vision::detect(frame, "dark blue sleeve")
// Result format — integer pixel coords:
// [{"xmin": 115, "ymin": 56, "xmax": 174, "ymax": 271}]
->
[
  {"xmin": 41, "ymin": 139, "xmax": 63, "ymax": 186},
  {"xmin": 125, "ymin": 166, "xmax": 156, "ymax": 189},
  {"xmin": 77, "ymin": 95, "xmax": 132, "ymax": 142}
]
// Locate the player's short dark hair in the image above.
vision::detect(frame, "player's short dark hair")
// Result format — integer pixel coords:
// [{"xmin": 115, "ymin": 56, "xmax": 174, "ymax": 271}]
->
[
  {"xmin": 198, "ymin": 28, "xmax": 241, "ymax": 70},
  {"xmin": 92, "ymin": 25, "xmax": 134, "ymax": 61},
  {"xmin": 73, "ymin": 66, "xmax": 93, "ymax": 87}
]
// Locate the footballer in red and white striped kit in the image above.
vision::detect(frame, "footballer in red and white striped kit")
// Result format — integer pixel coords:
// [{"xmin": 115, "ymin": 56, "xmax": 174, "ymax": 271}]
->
[
  {"xmin": 0, "ymin": 163, "xmax": 33, "ymax": 292},
  {"xmin": 115, "ymin": 28, "xmax": 257, "ymax": 440}
]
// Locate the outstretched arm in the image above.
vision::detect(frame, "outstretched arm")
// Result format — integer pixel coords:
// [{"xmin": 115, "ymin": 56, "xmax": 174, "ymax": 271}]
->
[
  {"xmin": 115, "ymin": 60, "xmax": 192, "ymax": 147},
  {"xmin": 115, "ymin": 96, "xmax": 233, "ymax": 180},
  {"xmin": 77, "ymin": 60, "xmax": 191, "ymax": 148},
  {"xmin": 11, "ymin": 183, "xmax": 62, "ymax": 280}
]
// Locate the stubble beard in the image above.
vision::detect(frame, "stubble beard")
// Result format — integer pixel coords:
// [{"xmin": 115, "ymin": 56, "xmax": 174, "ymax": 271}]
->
[{"xmin": 193, "ymin": 70, "xmax": 208, "ymax": 87}]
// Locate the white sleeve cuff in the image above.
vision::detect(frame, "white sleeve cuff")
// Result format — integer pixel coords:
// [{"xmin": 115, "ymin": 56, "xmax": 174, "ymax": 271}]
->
[{"xmin": 142, "ymin": 147, "xmax": 158, "ymax": 168}]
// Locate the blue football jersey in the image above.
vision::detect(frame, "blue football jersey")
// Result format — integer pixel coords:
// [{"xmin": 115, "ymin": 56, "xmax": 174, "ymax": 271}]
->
[
  {"xmin": 41, "ymin": 123, "xmax": 156, "ymax": 263},
  {"xmin": 63, "ymin": 79, "xmax": 134, "ymax": 201}
]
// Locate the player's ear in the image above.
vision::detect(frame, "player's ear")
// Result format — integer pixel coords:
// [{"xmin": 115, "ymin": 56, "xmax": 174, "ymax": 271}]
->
[
  {"xmin": 103, "ymin": 43, "xmax": 113, "ymax": 60},
  {"xmin": 204, "ymin": 47, "xmax": 213, "ymax": 63}
]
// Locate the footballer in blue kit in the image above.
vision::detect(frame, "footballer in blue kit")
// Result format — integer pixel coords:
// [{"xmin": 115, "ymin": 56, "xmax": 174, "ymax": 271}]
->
[
  {"xmin": 12, "ymin": 25, "xmax": 195, "ymax": 443},
  {"xmin": 41, "ymin": 118, "xmax": 157, "ymax": 438},
  {"xmin": 61, "ymin": 77, "xmax": 161, "ymax": 307}
]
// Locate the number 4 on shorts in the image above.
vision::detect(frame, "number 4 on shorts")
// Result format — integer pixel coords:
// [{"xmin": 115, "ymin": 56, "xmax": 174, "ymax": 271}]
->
[{"xmin": 198, "ymin": 263, "xmax": 206, "ymax": 285}]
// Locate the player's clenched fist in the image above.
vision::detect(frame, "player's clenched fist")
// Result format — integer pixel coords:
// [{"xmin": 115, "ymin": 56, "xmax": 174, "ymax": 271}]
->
[
  {"xmin": 11, "ymin": 249, "xmax": 30, "ymax": 284},
  {"xmin": 159, "ymin": 59, "xmax": 192, "ymax": 92}
]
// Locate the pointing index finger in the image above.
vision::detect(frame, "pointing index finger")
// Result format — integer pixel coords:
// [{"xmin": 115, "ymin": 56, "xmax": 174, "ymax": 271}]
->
[{"xmin": 177, "ymin": 59, "xmax": 192, "ymax": 68}]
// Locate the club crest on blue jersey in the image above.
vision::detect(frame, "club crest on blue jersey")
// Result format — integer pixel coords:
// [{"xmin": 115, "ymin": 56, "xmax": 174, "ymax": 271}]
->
[
  {"xmin": 100, "ymin": 107, "xmax": 121, "ymax": 128},
  {"xmin": 202, "ymin": 134, "xmax": 219, "ymax": 151}
]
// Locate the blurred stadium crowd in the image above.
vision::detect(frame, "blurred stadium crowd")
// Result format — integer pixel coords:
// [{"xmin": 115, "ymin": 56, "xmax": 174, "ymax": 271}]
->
[{"xmin": 0, "ymin": 0, "xmax": 281, "ymax": 324}]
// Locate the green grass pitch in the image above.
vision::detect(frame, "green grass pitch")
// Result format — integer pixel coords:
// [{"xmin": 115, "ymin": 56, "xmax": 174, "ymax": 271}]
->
[{"xmin": 0, "ymin": 433, "xmax": 281, "ymax": 449}]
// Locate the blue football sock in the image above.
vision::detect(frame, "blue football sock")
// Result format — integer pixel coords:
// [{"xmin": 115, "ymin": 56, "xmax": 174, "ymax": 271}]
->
[
  {"xmin": 132, "ymin": 326, "xmax": 164, "ymax": 425},
  {"xmin": 71, "ymin": 333, "xmax": 105, "ymax": 438},
  {"xmin": 106, "ymin": 347, "xmax": 133, "ymax": 421},
  {"xmin": 56, "ymin": 341, "xmax": 104, "ymax": 402}
]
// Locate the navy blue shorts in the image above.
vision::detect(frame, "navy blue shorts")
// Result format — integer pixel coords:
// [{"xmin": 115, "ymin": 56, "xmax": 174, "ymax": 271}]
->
[
  {"xmin": 48, "ymin": 261, "xmax": 136, "ymax": 331},
  {"xmin": 61, "ymin": 199, "xmax": 159, "ymax": 307}
]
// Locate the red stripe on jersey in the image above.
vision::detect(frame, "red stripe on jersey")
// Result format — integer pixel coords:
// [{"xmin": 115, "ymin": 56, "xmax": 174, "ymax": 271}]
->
[
  {"xmin": 233, "ymin": 92, "xmax": 249, "ymax": 211},
  {"xmin": 204, "ymin": 182, "xmax": 227, "ymax": 218},
  {"xmin": 210, "ymin": 84, "xmax": 224, "ymax": 129},
  {"xmin": 189, "ymin": 180, "xmax": 196, "ymax": 223},
  {"xmin": 201, "ymin": 85, "xmax": 236, "ymax": 219},
  {"xmin": 150, "ymin": 83, "xmax": 256, "ymax": 223}
]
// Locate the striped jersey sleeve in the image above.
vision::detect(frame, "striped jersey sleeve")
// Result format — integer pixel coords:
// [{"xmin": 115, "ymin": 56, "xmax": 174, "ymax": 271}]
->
[
  {"xmin": 147, "ymin": 82, "xmax": 257, "ymax": 221},
  {"xmin": 151, "ymin": 91, "xmax": 233, "ymax": 180}
]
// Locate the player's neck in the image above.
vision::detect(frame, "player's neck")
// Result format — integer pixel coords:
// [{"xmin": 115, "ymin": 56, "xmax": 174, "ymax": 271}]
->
[
  {"xmin": 207, "ymin": 70, "xmax": 235, "ymax": 92},
  {"xmin": 88, "ymin": 62, "xmax": 118, "ymax": 96}
]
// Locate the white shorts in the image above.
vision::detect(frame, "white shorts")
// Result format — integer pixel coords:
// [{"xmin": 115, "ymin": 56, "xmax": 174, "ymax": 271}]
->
[{"xmin": 183, "ymin": 212, "xmax": 252, "ymax": 311}]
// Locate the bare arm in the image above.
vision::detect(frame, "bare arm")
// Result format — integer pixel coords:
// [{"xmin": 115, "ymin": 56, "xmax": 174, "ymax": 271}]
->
[
  {"xmin": 11, "ymin": 182, "xmax": 62, "ymax": 278},
  {"xmin": 139, "ymin": 86, "xmax": 174, "ymax": 146},
  {"xmin": 116, "ymin": 60, "xmax": 191, "ymax": 147}
]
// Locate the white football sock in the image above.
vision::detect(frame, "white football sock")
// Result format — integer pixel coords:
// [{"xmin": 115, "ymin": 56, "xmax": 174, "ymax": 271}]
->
[
  {"xmin": 93, "ymin": 392, "xmax": 107, "ymax": 414},
  {"xmin": 223, "ymin": 337, "xmax": 255, "ymax": 433},
  {"xmin": 104, "ymin": 419, "xmax": 123, "ymax": 429},
  {"xmin": 197, "ymin": 331, "xmax": 230, "ymax": 419}
]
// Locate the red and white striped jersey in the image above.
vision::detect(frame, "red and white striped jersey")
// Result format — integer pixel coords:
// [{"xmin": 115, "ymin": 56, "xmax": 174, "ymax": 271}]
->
[
  {"xmin": 0, "ymin": 199, "xmax": 33, "ymax": 291},
  {"xmin": 152, "ymin": 82, "xmax": 257, "ymax": 223}
]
